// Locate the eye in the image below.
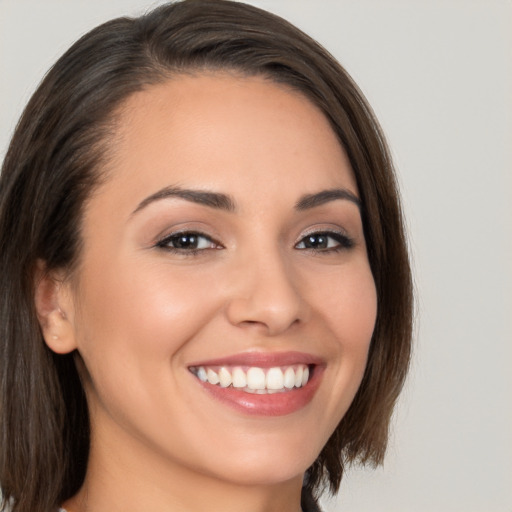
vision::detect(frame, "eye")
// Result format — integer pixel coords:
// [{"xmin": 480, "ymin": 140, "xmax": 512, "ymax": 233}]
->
[
  {"xmin": 295, "ymin": 231, "xmax": 354, "ymax": 252},
  {"xmin": 156, "ymin": 231, "xmax": 221, "ymax": 253}
]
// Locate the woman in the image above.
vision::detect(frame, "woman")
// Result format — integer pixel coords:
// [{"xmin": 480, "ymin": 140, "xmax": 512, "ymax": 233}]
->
[{"xmin": 0, "ymin": 1, "xmax": 413, "ymax": 511}]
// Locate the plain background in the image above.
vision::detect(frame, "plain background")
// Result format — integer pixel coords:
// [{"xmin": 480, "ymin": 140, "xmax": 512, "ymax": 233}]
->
[{"xmin": 1, "ymin": 1, "xmax": 511, "ymax": 511}]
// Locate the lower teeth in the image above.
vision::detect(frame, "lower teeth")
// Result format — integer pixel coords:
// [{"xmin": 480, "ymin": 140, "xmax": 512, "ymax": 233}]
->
[{"xmin": 242, "ymin": 387, "xmax": 289, "ymax": 394}]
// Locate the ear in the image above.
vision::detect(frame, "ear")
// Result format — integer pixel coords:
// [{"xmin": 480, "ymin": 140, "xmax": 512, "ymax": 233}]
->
[{"xmin": 34, "ymin": 260, "xmax": 78, "ymax": 354}]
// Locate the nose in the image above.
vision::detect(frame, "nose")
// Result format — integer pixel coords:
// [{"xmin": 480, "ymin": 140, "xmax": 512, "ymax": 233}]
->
[{"xmin": 225, "ymin": 249, "xmax": 308, "ymax": 336}]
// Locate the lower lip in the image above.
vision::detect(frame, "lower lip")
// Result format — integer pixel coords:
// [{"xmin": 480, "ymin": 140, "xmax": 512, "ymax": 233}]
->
[{"xmin": 195, "ymin": 366, "xmax": 324, "ymax": 416}]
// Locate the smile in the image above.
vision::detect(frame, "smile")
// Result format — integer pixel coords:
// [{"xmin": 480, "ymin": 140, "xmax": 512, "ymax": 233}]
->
[
  {"xmin": 189, "ymin": 364, "xmax": 310, "ymax": 394},
  {"xmin": 187, "ymin": 352, "xmax": 324, "ymax": 416}
]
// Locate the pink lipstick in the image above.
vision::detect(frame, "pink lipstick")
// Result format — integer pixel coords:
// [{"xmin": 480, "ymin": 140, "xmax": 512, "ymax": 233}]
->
[{"xmin": 188, "ymin": 351, "xmax": 325, "ymax": 416}]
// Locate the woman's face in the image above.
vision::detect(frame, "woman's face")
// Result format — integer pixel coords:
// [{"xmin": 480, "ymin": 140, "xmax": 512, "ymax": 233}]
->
[{"xmin": 61, "ymin": 74, "xmax": 377, "ymax": 487}]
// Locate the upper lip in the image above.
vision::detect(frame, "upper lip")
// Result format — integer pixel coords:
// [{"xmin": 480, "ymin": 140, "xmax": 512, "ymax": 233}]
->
[{"xmin": 188, "ymin": 351, "xmax": 325, "ymax": 368}]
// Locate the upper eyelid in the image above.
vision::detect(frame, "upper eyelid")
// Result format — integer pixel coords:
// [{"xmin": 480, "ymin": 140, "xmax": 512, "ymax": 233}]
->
[
  {"xmin": 296, "ymin": 226, "xmax": 351, "ymax": 241},
  {"xmin": 154, "ymin": 226, "xmax": 221, "ymax": 244},
  {"xmin": 153, "ymin": 225, "xmax": 354, "ymax": 249},
  {"xmin": 157, "ymin": 230, "xmax": 220, "ymax": 245}
]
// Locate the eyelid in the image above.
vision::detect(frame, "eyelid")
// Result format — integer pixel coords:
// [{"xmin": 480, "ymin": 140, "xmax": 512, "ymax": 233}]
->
[
  {"xmin": 151, "ymin": 219, "xmax": 223, "ymax": 246},
  {"xmin": 295, "ymin": 227, "xmax": 355, "ymax": 251},
  {"xmin": 155, "ymin": 230, "xmax": 223, "ymax": 251},
  {"xmin": 151, "ymin": 223, "xmax": 355, "ymax": 254},
  {"xmin": 298, "ymin": 225, "xmax": 350, "ymax": 240}
]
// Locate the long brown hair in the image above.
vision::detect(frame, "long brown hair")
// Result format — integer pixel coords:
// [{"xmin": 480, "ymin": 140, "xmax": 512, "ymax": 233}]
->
[{"xmin": 0, "ymin": 1, "xmax": 413, "ymax": 511}]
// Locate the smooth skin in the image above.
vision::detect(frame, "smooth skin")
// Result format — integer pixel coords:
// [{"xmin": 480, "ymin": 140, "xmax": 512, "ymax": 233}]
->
[{"xmin": 36, "ymin": 74, "xmax": 377, "ymax": 512}]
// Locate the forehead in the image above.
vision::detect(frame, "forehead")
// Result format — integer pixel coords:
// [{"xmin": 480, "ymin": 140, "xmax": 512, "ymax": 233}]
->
[{"xmin": 97, "ymin": 72, "xmax": 357, "ymax": 210}]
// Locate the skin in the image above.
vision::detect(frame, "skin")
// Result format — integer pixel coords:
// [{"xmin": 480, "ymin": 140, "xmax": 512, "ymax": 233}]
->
[{"xmin": 37, "ymin": 73, "xmax": 377, "ymax": 512}]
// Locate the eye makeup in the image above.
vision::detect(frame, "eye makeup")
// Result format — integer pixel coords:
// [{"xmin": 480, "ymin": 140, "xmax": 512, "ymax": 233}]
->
[
  {"xmin": 294, "ymin": 229, "xmax": 354, "ymax": 253},
  {"xmin": 155, "ymin": 230, "xmax": 223, "ymax": 255}
]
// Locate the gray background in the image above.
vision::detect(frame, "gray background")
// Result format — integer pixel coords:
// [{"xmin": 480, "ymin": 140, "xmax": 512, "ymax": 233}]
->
[{"xmin": 1, "ymin": 1, "xmax": 511, "ymax": 511}]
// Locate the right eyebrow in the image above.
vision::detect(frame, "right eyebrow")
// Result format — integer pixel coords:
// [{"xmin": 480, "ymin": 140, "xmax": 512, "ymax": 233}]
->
[{"xmin": 131, "ymin": 185, "xmax": 236, "ymax": 216}]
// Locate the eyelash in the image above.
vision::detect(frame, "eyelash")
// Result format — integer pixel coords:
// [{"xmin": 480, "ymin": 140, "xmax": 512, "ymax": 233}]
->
[
  {"xmin": 155, "ymin": 230, "xmax": 354, "ymax": 256},
  {"xmin": 155, "ymin": 231, "xmax": 222, "ymax": 255},
  {"xmin": 295, "ymin": 230, "xmax": 354, "ymax": 252}
]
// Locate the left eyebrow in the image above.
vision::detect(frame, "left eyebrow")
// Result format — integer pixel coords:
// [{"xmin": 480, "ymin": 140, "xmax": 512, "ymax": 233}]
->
[{"xmin": 295, "ymin": 188, "xmax": 361, "ymax": 211}]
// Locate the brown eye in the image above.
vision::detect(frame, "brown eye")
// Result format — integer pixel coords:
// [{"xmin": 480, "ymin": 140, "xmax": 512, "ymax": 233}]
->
[
  {"xmin": 295, "ymin": 231, "xmax": 354, "ymax": 251},
  {"xmin": 301, "ymin": 234, "xmax": 330, "ymax": 249},
  {"xmin": 157, "ymin": 232, "xmax": 219, "ymax": 252}
]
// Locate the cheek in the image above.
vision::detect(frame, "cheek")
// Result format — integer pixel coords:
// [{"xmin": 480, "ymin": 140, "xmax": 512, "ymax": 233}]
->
[
  {"xmin": 73, "ymin": 257, "xmax": 224, "ymax": 385},
  {"xmin": 313, "ymin": 261, "xmax": 377, "ymax": 351},
  {"xmin": 72, "ymin": 258, "xmax": 228, "ymax": 444},
  {"xmin": 336, "ymin": 268, "xmax": 377, "ymax": 380},
  {"xmin": 339, "ymin": 269, "xmax": 377, "ymax": 350},
  {"xmin": 312, "ymin": 262, "xmax": 377, "ymax": 404}
]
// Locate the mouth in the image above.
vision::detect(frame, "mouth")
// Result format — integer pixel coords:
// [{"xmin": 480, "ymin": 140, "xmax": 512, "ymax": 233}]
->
[
  {"xmin": 189, "ymin": 363, "xmax": 311, "ymax": 394},
  {"xmin": 188, "ymin": 352, "xmax": 324, "ymax": 416}
]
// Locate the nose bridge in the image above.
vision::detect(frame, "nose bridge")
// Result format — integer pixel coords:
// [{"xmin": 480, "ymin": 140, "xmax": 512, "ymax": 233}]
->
[{"xmin": 225, "ymin": 243, "xmax": 306, "ymax": 335}]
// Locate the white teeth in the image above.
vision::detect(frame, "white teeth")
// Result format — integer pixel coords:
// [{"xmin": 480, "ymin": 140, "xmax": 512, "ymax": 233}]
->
[
  {"xmin": 283, "ymin": 367, "xmax": 295, "ymax": 389},
  {"xmin": 301, "ymin": 366, "xmax": 309, "ymax": 387},
  {"xmin": 197, "ymin": 366, "xmax": 208, "ymax": 382},
  {"xmin": 294, "ymin": 365, "xmax": 303, "ymax": 387},
  {"xmin": 192, "ymin": 364, "xmax": 312, "ymax": 393},
  {"xmin": 218, "ymin": 367, "xmax": 232, "ymax": 388},
  {"xmin": 266, "ymin": 367, "xmax": 284, "ymax": 390},
  {"xmin": 246, "ymin": 367, "xmax": 266, "ymax": 390},
  {"xmin": 206, "ymin": 368, "xmax": 219, "ymax": 385},
  {"xmin": 232, "ymin": 367, "xmax": 247, "ymax": 388}
]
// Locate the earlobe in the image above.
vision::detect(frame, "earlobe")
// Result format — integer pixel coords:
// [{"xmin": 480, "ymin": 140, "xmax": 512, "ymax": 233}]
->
[{"xmin": 33, "ymin": 260, "xmax": 78, "ymax": 354}]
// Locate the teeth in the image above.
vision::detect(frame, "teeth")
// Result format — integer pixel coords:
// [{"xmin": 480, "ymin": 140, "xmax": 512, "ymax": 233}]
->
[
  {"xmin": 232, "ymin": 367, "xmax": 247, "ymax": 388},
  {"xmin": 218, "ymin": 367, "xmax": 232, "ymax": 388},
  {"xmin": 197, "ymin": 366, "xmax": 208, "ymax": 382},
  {"xmin": 266, "ymin": 367, "xmax": 284, "ymax": 390},
  {"xmin": 294, "ymin": 365, "xmax": 303, "ymax": 387},
  {"xmin": 246, "ymin": 367, "xmax": 266, "ymax": 390},
  {"xmin": 207, "ymin": 368, "xmax": 220, "ymax": 385},
  {"xmin": 301, "ymin": 366, "xmax": 309, "ymax": 386},
  {"xmin": 191, "ymin": 364, "xmax": 311, "ymax": 393},
  {"xmin": 283, "ymin": 367, "xmax": 295, "ymax": 389}
]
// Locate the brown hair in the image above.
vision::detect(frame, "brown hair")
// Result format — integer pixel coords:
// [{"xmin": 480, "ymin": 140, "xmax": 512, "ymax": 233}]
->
[{"xmin": 0, "ymin": 1, "xmax": 413, "ymax": 511}]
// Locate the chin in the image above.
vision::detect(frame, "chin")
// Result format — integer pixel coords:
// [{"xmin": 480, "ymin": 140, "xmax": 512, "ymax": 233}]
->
[
  {"xmin": 191, "ymin": 436, "xmax": 321, "ymax": 487},
  {"xmin": 210, "ymin": 459, "xmax": 309, "ymax": 488}
]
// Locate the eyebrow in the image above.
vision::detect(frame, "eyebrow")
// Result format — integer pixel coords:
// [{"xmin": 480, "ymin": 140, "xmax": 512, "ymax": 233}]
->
[
  {"xmin": 131, "ymin": 185, "xmax": 361, "ymax": 216},
  {"xmin": 295, "ymin": 188, "xmax": 361, "ymax": 211},
  {"xmin": 131, "ymin": 186, "xmax": 236, "ymax": 215}
]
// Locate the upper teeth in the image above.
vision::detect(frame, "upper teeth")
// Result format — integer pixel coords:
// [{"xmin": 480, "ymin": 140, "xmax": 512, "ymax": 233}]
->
[{"xmin": 191, "ymin": 364, "xmax": 310, "ymax": 393}]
